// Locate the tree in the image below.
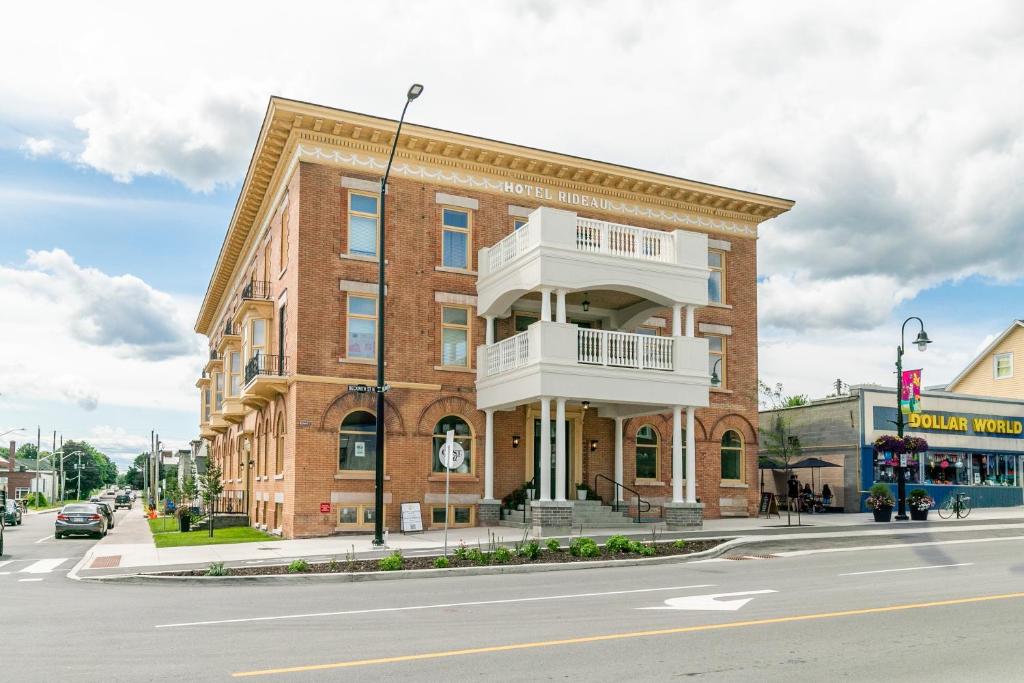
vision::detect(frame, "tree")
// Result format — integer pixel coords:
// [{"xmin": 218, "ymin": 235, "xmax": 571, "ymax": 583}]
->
[
  {"xmin": 761, "ymin": 413, "xmax": 804, "ymax": 526},
  {"xmin": 56, "ymin": 440, "xmax": 118, "ymax": 499},
  {"xmin": 199, "ymin": 463, "xmax": 224, "ymax": 537},
  {"xmin": 181, "ymin": 475, "xmax": 199, "ymax": 507},
  {"xmin": 759, "ymin": 380, "xmax": 809, "ymax": 410},
  {"xmin": 16, "ymin": 443, "xmax": 39, "ymax": 461}
]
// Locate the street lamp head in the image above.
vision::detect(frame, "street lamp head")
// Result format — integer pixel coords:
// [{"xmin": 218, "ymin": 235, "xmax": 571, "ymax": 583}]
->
[
  {"xmin": 914, "ymin": 329, "xmax": 932, "ymax": 352},
  {"xmin": 711, "ymin": 358, "xmax": 723, "ymax": 386},
  {"xmin": 407, "ymin": 83, "xmax": 424, "ymax": 100}
]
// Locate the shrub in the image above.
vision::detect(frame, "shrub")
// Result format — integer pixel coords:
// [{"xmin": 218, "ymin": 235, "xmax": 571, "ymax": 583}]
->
[
  {"xmin": 866, "ymin": 483, "xmax": 895, "ymax": 510},
  {"xmin": 545, "ymin": 538, "xmax": 561, "ymax": 552},
  {"xmin": 433, "ymin": 556, "xmax": 450, "ymax": 569},
  {"xmin": 673, "ymin": 539, "xmax": 687, "ymax": 550},
  {"xmin": 493, "ymin": 547, "xmax": 512, "ymax": 564},
  {"xmin": 907, "ymin": 488, "xmax": 934, "ymax": 511},
  {"xmin": 453, "ymin": 543, "xmax": 470, "ymax": 561},
  {"xmin": 634, "ymin": 543, "xmax": 656, "ymax": 556},
  {"xmin": 466, "ymin": 548, "xmax": 488, "ymax": 565},
  {"xmin": 605, "ymin": 535, "xmax": 632, "ymax": 553},
  {"xmin": 287, "ymin": 559, "xmax": 310, "ymax": 573},
  {"xmin": 327, "ymin": 558, "xmax": 340, "ymax": 572},
  {"xmin": 518, "ymin": 540, "xmax": 540, "ymax": 560},
  {"xmin": 379, "ymin": 551, "xmax": 404, "ymax": 571},
  {"xmin": 569, "ymin": 537, "xmax": 600, "ymax": 558},
  {"xmin": 205, "ymin": 562, "xmax": 226, "ymax": 577}
]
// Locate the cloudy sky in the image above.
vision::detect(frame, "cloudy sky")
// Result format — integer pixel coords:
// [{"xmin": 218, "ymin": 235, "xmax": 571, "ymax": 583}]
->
[{"xmin": 1, "ymin": 1, "xmax": 1022, "ymax": 468}]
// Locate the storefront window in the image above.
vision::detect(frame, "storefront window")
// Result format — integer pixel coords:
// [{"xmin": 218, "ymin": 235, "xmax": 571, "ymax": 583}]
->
[
  {"xmin": 923, "ymin": 452, "xmax": 970, "ymax": 485},
  {"xmin": 873, "ymin": 452, "xmax": 922, "ymax": 484},
  {"xmin": 970, "ymin": 453, "xmax": 1018, "ymax": 486}
]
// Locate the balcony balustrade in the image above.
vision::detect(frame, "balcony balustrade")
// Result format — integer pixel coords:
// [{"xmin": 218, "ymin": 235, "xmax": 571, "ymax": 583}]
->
[
  {"xmin": 241, "ymin": 279, "xmax": 272, "ymax": 300},
  {"xmin": 244, "ymin": 353, "xmax": 287, "ymax": 386}
]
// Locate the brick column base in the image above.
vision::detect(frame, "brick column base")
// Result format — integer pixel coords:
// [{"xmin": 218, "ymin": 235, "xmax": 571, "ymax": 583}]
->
[
  {"xmin": 664, "ymin": 501, "xmax": 704, "ymax": 529},
  {"xmin": 530, "ymin": 500, "xmax": 573, "ymax": 536},
  {"xmin": 478, "ymin": 499, "xmax": 501, "ymax": 526}
]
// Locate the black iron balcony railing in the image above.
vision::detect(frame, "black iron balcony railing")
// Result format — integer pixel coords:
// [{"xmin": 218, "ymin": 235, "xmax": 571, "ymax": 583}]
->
[
  {"xmin": 241, "ymin": 279, "xmax": 272, "ymax": 300},
  {"xmin": 244, "ymin": 353, "xmax": 287, "ymax": 386},
  {"xmin": 224, "ymin": 320, "xmax": 234, "ymax": 336},
  {"xmin": 209, "ymin": 348, "xmax": 218, "ymax": 361}
]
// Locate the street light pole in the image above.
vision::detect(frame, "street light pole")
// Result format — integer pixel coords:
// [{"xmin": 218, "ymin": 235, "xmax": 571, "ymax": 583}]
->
[
  {"xmin": 372, "ymin": 83, "xmax": 424, "ymax": 547},
  {"xmin": 894, "ymin": 316, "xmax": 931, "ymax": 521}
]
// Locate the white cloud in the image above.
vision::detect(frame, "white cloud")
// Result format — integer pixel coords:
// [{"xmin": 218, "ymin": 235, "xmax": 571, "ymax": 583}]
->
[
  {"xmin": 0, "ymin": 250, "xmax": 203, "ymax": 414},
  {"xmin": 20, "ymin": 136, "xmax": 55, "ymax": 158}
]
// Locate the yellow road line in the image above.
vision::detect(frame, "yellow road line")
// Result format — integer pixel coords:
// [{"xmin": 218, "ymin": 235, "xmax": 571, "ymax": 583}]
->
[{"xmin": 232, "ymin": 591, "xmax": 1024, "ymax": 677}]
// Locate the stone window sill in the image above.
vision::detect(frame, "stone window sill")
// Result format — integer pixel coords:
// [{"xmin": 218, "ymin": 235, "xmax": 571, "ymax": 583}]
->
[
  {"xmin": 427, "ymin": 474, "xmax": 478, "ymax": 483},
  {"xmin": 334, "ymin": 472, "xmax": 390, "ymax": 480},
  {"xmin": 435, "ymin": 266, "xmax": 477, "ymax": 276},
  {"xmin": 271, "ymin": 528, "xmax": 283, "ymax": 536},
  {"xmin": 274, "ymin": 474, "xmax": 284, "ymax": 480},
  {"xmin": 706, "ymin": 302, "xmax": 733, "ymax": 310},
  {"xmin": 339, "ymin": 357, "xmax": 377, "ymax": 365},
  {"xmin": 710, "ymin": 387, "xmax": 734, "ymax": 394},
  {"xmin": 340, "ymin": 253, "xmax": 384, "ymax": 263},
  {"xmin": 433, "ymin": 365, "xmax": 474, "ymax": 373},
  {"xmin": 720, "ymin": 481, "xmax": 749, "ymax": 488},
  {"xmin": 634, "ymin": 480, "xmax": 665, "ymax": 487}
]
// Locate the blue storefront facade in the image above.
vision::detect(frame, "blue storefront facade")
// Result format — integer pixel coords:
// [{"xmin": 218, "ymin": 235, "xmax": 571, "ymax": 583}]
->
[{"xmin": 858, "ymin": 387, "xmax": 1024, "ymax": 510}]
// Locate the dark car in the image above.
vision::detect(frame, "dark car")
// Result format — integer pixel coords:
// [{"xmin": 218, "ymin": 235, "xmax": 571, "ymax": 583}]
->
[
  {"xmin": 55, "ymin": 504, "xmax": 108, "ymax": 539},
  {"xmin": 2, "ymin": 498, "xmax": 22, "ymax": 526},
  {"xmin": 114, "ymin": 493, "xmax": 132, "ymax": 510},
  {"xmin": 93, "ymin": 501, "xmax": 115, "ymax": 529}
]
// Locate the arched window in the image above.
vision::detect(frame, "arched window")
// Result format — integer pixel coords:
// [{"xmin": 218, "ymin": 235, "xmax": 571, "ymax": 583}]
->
[
  {"xmin": 432, "ymin": 415, "xmax": 472, "ymax": 474},
  {"xmin": 262, "ymin": 418, "xmax": 270, "ymax": 478},
  {"xmin": 275, "ymin": 413, "xmax": 285, "ymax": 475},
  {"xmin": 339, "ymin": 411, "xmax": 377, "ymax": 472},
  {"xmin": 635, "ymin": 425, "xmax": 659, "ymax": 480},
  {"xmin": 721, "ymin": 430, "xmax": 743, "ymax": 481}
]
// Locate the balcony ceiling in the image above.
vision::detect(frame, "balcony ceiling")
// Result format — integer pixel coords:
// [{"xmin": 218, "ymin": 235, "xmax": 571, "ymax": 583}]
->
[{"xmin": 196, "ymin": 96, "xmax": 794, "ymax": 335}]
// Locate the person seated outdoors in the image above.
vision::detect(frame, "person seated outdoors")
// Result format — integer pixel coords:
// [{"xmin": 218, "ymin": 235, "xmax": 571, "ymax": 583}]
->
[{"xmin": 821, "ymin": 484, "xmax": 833, "ymax": 508}]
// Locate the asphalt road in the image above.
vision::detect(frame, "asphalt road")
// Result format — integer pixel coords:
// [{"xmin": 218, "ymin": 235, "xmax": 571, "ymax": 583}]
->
[{"xmin": 6, "ymin": 526, "xmax": 1024, "ymax": 681}]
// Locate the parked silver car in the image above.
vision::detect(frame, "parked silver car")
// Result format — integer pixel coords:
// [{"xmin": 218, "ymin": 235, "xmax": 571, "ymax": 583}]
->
[{"xmin": 55, "ymin": 504, "xmax": 108, "ymax": 539}]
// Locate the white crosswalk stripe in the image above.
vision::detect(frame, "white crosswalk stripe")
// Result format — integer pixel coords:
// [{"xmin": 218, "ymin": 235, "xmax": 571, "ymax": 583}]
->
[
  {"xmin": 19, "ymin": 558, "xmax": 69, "ymax": 574},
  {"xmin": 0, "ymin": 560, "xmax": 14, "ymax": 570}
]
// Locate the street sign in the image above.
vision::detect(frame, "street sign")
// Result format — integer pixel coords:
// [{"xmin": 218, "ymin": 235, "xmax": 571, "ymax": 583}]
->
[
  {"xmin": 438, "ymin": 441, "xmax": 465, "ymax": 470},
  {"xmin": 347, "ymin": 384, "xmax": 372, "ymax": 393},
  {"xmin": 899, "ymin": 454, "xmax": 908, "ymax": 468},
  {"xmin": 400, "ymin": 502, "xmax": 423, "ymax": 533},
  {"xmin": 319, "ymin": 502, "xmax": 331, "ymax": 514}
]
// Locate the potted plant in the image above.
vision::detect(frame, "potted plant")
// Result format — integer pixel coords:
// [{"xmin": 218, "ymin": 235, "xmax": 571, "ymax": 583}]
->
[
  {"xmin": 907, "ymin": 488, "xmax": 934, "ymax": 521},
  {"xmin": 576, "ymin": 483, "xmax": 588, "ymax": 501},
  {"xmin": 866, "ymin": 483, "xmax": 895, "ymax": 522}
]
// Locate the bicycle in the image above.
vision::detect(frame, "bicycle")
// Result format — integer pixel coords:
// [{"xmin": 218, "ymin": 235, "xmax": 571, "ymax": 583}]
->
[{"xmin": 937, "ymin": 492, "xmax": 971, "ymax": 520}]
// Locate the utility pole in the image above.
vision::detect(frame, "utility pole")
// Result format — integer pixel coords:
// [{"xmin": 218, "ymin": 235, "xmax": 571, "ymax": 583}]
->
[
  {"xmin": 35, "ymin": 426, "xmax": 41, "ymax": 506},
  {"xmin": 76, "ymin": 451, "xmax": 83, "ymax": 501}
]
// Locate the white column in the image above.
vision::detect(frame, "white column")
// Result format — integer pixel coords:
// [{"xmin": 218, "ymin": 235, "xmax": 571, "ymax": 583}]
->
[
  {"xmin": 540, "ymin": 288, "xmax": 553, "ymax": 322},
  {"xmin": 539, "ymin": 397, "xmax": 552, "ymax": 501},
  {"xmin": 672, "ymin": 406, "xmax": 683, "ymax": 503},
  {"xmin": 686, "ymin": 407, "xmax": 696, "ymax": 503},
  {"xmin": 484, "ymin": 409, "xmax": 495, "ymax": 500},
  {"xmin": 685, "ymin": 305, "xmax": 695, "ymax": 337},
  {"xmin": 485, "ymin": 316, "xmax": 494, "ymax": 345},
  {"xmin": 555, "ymin": 398, "xmax": 566, "ymax": 501},
  {"xmin": 555, "ymin": 289, "xmax": 567, "ymax": 323},
  {"xmin": 672, "ymin": 304, "xmax": 682, "ymax": 336},
  {"xmin": 614, "ymin": 416, "xmax": 624, "ymax": 506}
]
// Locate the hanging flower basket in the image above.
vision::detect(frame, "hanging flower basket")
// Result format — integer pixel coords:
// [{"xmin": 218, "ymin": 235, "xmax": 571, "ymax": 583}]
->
[{"xmin": 873, "ymin": 435, "xmax": 929, "ymax": 456}]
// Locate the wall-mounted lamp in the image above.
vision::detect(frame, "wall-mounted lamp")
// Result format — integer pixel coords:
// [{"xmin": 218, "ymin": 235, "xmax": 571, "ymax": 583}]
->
[
  {"xmin": 589, "ymin": 439, "xmax": 599, "ymax": 452},
  {"xmin": 511, "ymin": 435, "xmax": 520, "ymax": 449},
  {"xmin": 582, "ymin": 401, "xmax": 590, "ymax": 411},
  {"xmin": 581, "ymin": 294, "xmax": 591, "ymax": 312}
]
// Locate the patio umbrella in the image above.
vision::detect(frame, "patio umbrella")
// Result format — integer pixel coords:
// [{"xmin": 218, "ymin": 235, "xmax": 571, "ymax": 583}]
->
[
  {"xmin": 789, "ymin": 457, "xmax": 842, "ymax": 495},
  {"xmin": 757, "ymin": 457, "xmax": 784, "ymax": 493}
]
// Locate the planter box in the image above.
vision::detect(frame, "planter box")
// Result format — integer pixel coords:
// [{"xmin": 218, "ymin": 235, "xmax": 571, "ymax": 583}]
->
[
  {"xmin": 872, "ymin": 505, "xmax": 893, "ymax": 523},
  {"xmin": 576, "ymin": 489, "xmax": 588, "ymax": 501},
  {"xmin": 910, "ymin": 508, "xmax": 929, "ymax": 521}
]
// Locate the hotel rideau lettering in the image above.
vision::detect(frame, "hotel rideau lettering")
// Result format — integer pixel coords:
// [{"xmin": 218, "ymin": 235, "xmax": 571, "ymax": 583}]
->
[{"xmin": 501, "ymin": 181, "xmax": 617, "ymax": 210}]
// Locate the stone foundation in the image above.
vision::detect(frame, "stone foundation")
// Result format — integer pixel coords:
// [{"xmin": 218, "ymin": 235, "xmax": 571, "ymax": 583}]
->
[
  {"xmin": 478, "ymin": 499, "xmax": 501, "ymax": 526},
  {"xmin": 530, "ymin": 500, "xmax": 574, "ymax": 536},
  {"xmin": 663, "ymin": 501, "xmax": 704, "ymax": 529}
]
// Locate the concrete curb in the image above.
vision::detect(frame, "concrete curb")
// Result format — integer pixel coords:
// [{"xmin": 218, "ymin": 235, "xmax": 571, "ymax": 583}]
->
[{"xmin": 79, "ymin": 537, "xmax": 745, "ymax": 584}]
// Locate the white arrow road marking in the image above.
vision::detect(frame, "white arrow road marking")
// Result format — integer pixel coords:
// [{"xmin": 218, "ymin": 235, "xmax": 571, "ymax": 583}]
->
[{"xmin": 639, "ymin": 589, "xmax": 778, "ymax": 612}]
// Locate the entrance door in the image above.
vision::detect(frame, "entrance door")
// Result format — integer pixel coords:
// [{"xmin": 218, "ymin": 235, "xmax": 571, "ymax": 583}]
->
[{"xmin": 533, "ymin": 419, "xmax": 574, "ymax": 500}]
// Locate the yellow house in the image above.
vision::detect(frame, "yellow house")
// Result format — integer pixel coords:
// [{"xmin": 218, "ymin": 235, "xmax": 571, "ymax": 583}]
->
[{"xmin": 947, "ymin": 320, "xmax": 1024, "ymax": 398}]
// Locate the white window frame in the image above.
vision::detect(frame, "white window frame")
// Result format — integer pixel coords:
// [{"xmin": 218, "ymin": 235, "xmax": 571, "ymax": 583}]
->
[
  {"xmin": 994, "ymin": 352, "xmax": 1013, "ymax": 380},
  {"xmin": 347, "ymin": 190, "xmax": 380, "ymax": 257},
  {"xmin": 708, "ymin": 249, "xmax": 725, "ymax": 304},
  {"xmin": 346, "ymin": 294, "xmax": 377, "ymax": 361},
  {"xmin": 441, "ymin": 207, "xmax": 472, "ymax": 270},
  {"xmin": 440, "ymin": 305, "xmax": 471, "ymax": 367}
]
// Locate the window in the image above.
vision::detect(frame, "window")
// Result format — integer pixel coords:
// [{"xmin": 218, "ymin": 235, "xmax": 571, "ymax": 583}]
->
[
  {"xmin": 254, "ymin": 422, "xmax": 262, "ymax": 478},
  {"xmin": 995, "ymin": 352, "xmax": 1013, "ymax": 379},
  {"xmin": 338, "ymin": 504, "xmax": 379, "ymax": 529},
  {"xmin": 214, "ymin": 372, "xmax": 224, "ymax": 411},
  {"xmin": 251, "ymin": 320, "xmax": 267, "ymax": 361},
  {"xmin": 278, "ymin": 202, "xmax": 289, "ymax": 272},
  {"xmin": 720, "ymin": 430, "xmax": 743, "ymax": 481},
  {"xmin": 708, "ymin": 250, "xmax": 725, "ymax": 303},
  {"xmin": 261, "ymin": 418, "xmax": 270, "ymax": 477},
  {"xmin": 348, "ymin": 191, "xmax": 379, "ymax": 257},
  {"xmin": 339, "ymin": 411, "xmax": 377, "ymax": 472},
  {"xmin": 202, "ymin": 387, "xmax": 211, "ymax": 422},
  {"xmin": 228, "ymin": 351, "xmax": 241, "ymax": 397},
  {"xmin": 636, "ymin": 326, "xmax": 659, "ymax": 336},
  {"xmin": 432, "ymin": 415, "xmax": 472, "ymax": 474},
  {"xmin": 432, "ymin": 505, "xmax": 473, "ymax": 527},
  {"xmin": 347, "ymin": 295, "xmax": 377, "ymax": 360},
  {"xmin": 635, "ymin": 425, "xmax": 659, "ymax": 480},
  {"xmin": 15, "ymin": 487, "xmax": 30, "ymax": 499},
  {"xmin": 275, "ymin": 413, "xmax": 285, "ymax": 475},
  {"xmin": 441, "ymin": 207, "xmax": 471, "ymax": 269},
  {"xmin": 263, "ymin": 245, "xmax": 271, "ymax": 282},
  {"xmin": 441, "ymin": 306, "xmax": 470, "ymax": 367},
  {"xmin": 273, "ymin": 502, "xmax": 283, "ymax": 529},
  {"xmin": 514, "ymin": 313, "xmax": 539, "ymax": 332},
  {"xmin": 513, "ymin": 217, "xmax": 527, "ymax": 231},
  {"xmin": 708, "ymin": 335, "xmax": 725, "ymax": 387}
]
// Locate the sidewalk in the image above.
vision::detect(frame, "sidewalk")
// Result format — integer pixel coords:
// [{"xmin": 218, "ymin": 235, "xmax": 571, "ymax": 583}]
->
[{"xmin": 72, "ymin": 505, "xmax": 1024, "ymax": 578}]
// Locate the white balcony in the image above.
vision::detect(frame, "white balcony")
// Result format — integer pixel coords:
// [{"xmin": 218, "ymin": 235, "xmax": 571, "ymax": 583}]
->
[
  {"xmin": 476, "ymin": 322, "xmax": 710, "ymax": 417},
  {"xmin": 477, "ymin": 207, "xmax": 710, "ymax": 319}
]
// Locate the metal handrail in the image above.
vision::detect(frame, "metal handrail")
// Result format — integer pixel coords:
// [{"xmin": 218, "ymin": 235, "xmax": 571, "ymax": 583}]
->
[
  {"xmin": 593, "ymin": 473, "xmax": 650, "ymax": 524},
  {"xmin": 241, "ymin": 279, "xmax": 272, "ymax": 300}
]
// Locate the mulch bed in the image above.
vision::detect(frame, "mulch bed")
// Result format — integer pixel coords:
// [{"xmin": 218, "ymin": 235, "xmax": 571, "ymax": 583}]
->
[{"xmin": 163, "ymin": 538, "xmax": 725, "ymax": 577}]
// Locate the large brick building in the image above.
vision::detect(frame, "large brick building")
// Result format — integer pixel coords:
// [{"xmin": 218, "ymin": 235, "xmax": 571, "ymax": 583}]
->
[{"xmin": 194, "ymin": 96, "xmax": 793, "ymax": 538}]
